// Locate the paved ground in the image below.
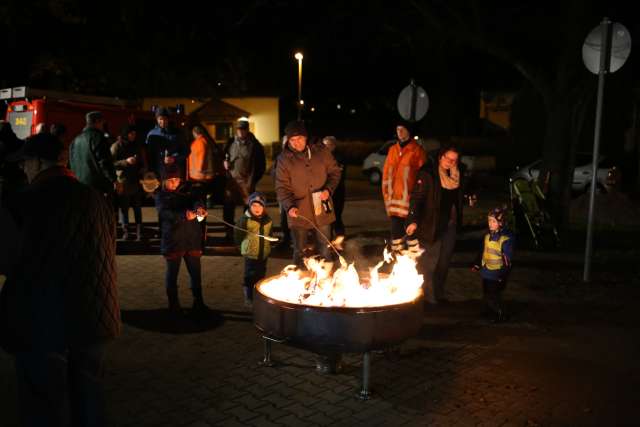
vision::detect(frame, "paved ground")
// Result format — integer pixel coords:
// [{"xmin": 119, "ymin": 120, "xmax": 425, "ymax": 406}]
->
[{"xmin": 2, "ymin": 179, "xmax": 640, "ymax": 426}]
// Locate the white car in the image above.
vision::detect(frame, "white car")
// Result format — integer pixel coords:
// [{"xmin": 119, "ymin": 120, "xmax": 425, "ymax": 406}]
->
[{"xmin": 510, "ymin": 153, "xmax": 617, "ymax": 193}]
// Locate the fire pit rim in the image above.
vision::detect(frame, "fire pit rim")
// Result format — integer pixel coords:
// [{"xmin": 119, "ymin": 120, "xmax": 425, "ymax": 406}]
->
[{"xmin": 255, "ymin": 278, "xmax": 424, "ymax": 313}]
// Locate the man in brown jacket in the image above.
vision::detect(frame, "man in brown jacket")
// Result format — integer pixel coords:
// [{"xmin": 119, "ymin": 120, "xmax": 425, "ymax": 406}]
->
[{"xmin": 275, "ymin": 121, "xmax": 342, "ymax": 267}]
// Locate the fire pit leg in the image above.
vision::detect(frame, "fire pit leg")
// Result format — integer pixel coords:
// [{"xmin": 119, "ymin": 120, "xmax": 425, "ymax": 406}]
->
[
  {"xmin": 259, "ymin": 336, "xmax": 283, "ymax": 367},
  {"xmin": 358, "ymin": 352, "xmax": 372, "ymax": 400}
]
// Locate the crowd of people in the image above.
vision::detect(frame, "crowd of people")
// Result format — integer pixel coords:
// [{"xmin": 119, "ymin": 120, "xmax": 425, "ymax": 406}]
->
[{"xmin": 0, "ymin": 111, "xmax": 513, "ymax": 424}]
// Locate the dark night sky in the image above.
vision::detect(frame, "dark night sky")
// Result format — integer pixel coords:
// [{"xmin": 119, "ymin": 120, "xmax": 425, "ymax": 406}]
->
[{"xmin": 2, "ymin": 0, "xmax": 639, "ymax": 139}]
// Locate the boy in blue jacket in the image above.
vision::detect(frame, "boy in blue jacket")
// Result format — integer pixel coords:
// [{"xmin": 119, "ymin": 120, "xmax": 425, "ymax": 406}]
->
[{"xmin": 472, "ymin": 207, "xmax": 514, "ymax": 323}]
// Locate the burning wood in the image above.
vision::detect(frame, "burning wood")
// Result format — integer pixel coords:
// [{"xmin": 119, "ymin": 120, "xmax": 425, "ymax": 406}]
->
[{"xmin": 258, "ymin": 249, "xmax": 424, "ymax": 308}]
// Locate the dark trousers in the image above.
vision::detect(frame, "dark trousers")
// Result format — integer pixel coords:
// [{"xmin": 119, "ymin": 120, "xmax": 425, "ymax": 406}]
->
[
  {"xmin": 15, "ymin": 342, "xmax": 107, "ymax": 427},
  {"xmin": 223, "ymin": 201, "xmax": 236, "ymax": 237},
  {"xmin": 243, "ymin": 258, "xmax": 267, "ymax": 301},
  {"xmin": 389, "ymin": 216, "xmax": 407, "ymax": 252},
  {"xmin": 116, "ymin": 192, "xmax": 142, "ymax": 225},
  {"xmin": 482, "ymin": 278, "xmax": 507, "ymax": 314},
  {"xmin": 279, "ymin": 205, "xmax": 291, "ymax": 244},
  {"xmin": 333, "ymin": 192, "xmax": 345, "ymax": 237},
  {"xmin": 418, "ymin": 222, "xmax": 457, "ymax": 303},
  {"xmin": 164, "ymin": 253, "xmax": 202, "ymax": 296},
  {"xmin": 291, "ymin": 224, "xmax": 332, "ymax": 268}
]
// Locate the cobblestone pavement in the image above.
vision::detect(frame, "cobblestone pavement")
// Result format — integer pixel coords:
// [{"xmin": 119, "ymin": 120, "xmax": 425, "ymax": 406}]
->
[{"xmin": 2, "ymin": 197, "xmax": 640, "ymax": 426}]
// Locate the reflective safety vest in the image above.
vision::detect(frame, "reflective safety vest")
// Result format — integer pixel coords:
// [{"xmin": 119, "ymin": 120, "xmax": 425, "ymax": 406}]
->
[
  {"xmin": 382, "ymin": 141, "xmax": 425, "ymax": 218},
  {"xmin": 482, "ymin": 234, "xmax": 510, "ymax": 270}
]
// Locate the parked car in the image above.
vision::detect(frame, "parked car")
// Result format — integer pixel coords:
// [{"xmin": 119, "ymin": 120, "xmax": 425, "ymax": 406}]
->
[
  {"xmin": 510, "ymin": 153, "xmax": 618, "ymax": 193},
  {"xmin": 362, "ymin": 140, "xmax": 394, "ymax": 185}
]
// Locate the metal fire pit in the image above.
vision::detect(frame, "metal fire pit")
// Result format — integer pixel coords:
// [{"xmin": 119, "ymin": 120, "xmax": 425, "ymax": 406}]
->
[{"xmin": 253, "ymin": 276, "xmax": 423, "ymax": 399}]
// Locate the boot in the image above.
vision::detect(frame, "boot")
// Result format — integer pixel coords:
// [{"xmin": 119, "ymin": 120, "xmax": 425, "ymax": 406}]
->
[
  {"xmin": 166, "ymin": 289, "xmax": 181, "ymax": 314},
  {"xmin": 192, "ymin": 288, "xmax": 209, "ymax": 313},
  {"xmin": 135, "ymin": 224, "xmax": 142, "ymax": 242},
  {"xmin": 121, "ymin": 224, "xmax": 129, "ymax": 240}
]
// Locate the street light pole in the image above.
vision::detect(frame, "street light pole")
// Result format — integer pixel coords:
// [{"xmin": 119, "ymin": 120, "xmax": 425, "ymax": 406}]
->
[{"xmin": 295, "ymin": 52, "xmax": 303, "ymax": 120}]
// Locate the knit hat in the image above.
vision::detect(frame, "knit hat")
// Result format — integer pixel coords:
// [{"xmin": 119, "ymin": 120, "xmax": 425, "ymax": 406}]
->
[
  {"xmin": 236, "ymin": 119, "xmax": 249, "ymax": 130},
  {"xmin": 6, "ymin": 133, "xmax": 62, "ymax": 162},
  {"xmin": 488, "ymin": 206, "xmax": 506, "ymax": 227},
  {"xmin": 284, "ymin": 120, "xmax": 307, "ymax": 138},
  {"xmin": 85, "ymin": 111, "xmax": 103, "ymax": 125},
  {"xmin": 120, "ymin": 123, "xmax": 137, "ymax": 137},
  {"xmin": 155, "ymin": 106, "xmax": 171, "ymax": 118},
  {"xmin": 396, "ymin": 120, "xmax": 414, "ymax": 136},
  {"xmin": 248, "ymin": 192, "xmax": 266, "ymax": 207}
]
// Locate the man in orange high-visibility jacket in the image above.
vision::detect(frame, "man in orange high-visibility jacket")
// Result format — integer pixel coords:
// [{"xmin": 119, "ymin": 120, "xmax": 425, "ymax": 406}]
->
[{"xmin": 382, "ymin": 122, "xmax": 425, "ymax": 253}]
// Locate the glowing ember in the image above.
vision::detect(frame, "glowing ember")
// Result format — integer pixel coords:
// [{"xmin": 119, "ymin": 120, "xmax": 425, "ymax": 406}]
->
[{"xmin": 258, "ymin": 249, "xmax": 424, "ymax": 307}]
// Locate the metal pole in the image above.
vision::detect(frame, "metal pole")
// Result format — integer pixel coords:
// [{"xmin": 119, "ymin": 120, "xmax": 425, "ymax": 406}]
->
[
  {"xmin": 409, "ymin": 79, "xmax": 417, "ymax": 122},
  {"xmin": 358, "ymin": 352, "xmax": 371, "ymax": 400},
  {"xmin": 297, "ymin": 58, "xmax": 302, "ymax": 121},
  {"xmin": 260, "ymin": 337, "xmax": 274, "ymax": 367},
  {"xmin": 584, "ymin": 17, "xmax": 612, "ymax": 282}
]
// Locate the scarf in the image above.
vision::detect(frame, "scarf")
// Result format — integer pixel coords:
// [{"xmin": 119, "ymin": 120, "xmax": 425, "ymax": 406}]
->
[{"xmin": 439, "ymin": 165, "xmax": 460, "ymax": 190}]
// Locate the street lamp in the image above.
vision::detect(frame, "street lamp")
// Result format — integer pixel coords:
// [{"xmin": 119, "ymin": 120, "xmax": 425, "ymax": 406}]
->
[{"xmin": 295, "ymin": 52, "xmax": 303, "ymax": 120}]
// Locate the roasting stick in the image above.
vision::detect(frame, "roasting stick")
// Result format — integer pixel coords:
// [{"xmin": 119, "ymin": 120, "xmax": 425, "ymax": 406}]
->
[
  {"xmin": 297, "ymin": 214, "xmax": 347, "ymax": 267},
  {"xmin": 207, "ymin": 213, "xmax": 279, "ymax": 242}
]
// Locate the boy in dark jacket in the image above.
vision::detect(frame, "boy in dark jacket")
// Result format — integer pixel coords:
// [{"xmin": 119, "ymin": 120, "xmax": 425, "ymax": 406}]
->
[
  {"xmin": 155, "ymin": 167, "xmax": 208, "ymax": 313},
  {"xmin": 234, "ymin": 192, "xmax": 273, "ymax": 307},
  {"xmin": 472, "ymin": 207, "xmax": 514, "ymax": 323}
]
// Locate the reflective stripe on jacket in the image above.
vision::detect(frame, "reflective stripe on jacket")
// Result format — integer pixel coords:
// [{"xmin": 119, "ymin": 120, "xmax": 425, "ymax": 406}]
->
[
  {"xmin": 482, "ymin": 234, "xmax": 510, "ymax": 270},
  {"xmin": 382, "ymin": 141, "xmax": 425, "ymax": 218}
]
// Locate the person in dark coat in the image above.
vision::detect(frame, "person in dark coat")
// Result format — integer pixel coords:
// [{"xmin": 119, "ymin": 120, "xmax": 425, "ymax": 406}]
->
[
  {"xmin": 69, "ymin": 111, "xmax": 117, "ymax": 195},
  {"xmin": 223, "ymin": 119, "xmax": 266, "ymax": 240},
  {"xmin": 0, "ymin": 133, "xmax": 120, "ymax": 426},
  {"xmin": 155, "ymin": 167, "xmax": 208, "ymax": 313},
  {"xmin": 111, "ymin": 124, "xmax": 147, "ymax": 240},
  {"xmin": 406, "ymin": 144, "xmax": 466, "ymax": 305},
  {"xmin": 275, "ymin": 121, "xmax": 342, "ymax": 267},
  {"xmin": 145, "ymin": 107, "xmax": 189, "ymax": 180}
]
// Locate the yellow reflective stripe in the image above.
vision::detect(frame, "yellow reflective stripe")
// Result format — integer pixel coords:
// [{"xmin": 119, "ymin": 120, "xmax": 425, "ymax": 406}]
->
[{"xmin": 486, "ymin": 248, "xmax": 502, "ymax": 257}]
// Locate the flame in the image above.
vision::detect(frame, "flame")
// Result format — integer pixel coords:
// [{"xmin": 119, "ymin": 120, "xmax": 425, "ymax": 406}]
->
[{"xmin": 258, "ymin": 247, "xmax": 424, "ymax": 307}]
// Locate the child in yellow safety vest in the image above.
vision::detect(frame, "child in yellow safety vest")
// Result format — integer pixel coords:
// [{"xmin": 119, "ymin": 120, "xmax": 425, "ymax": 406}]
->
[{"xmin": 472, "ymin": 207, "xmax": 514, "ymax": 322}]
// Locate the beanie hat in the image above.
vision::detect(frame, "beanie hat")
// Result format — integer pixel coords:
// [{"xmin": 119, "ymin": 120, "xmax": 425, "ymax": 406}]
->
[
  {"xmin": 120, "ymin": 123, "xmax": 137, "ymax": 137},
  {"xmin": 236, "ymin": 119, "xmax": 249, "ymax": 130},
  {"xmin": 7, "ymin": 133, "xmax": 62, "ymax": 162},
  {"xmin": 155, "ymin": 106, "xmax": 171, "ymax": 118},
  {"xmin": 248, "ymin": 192, "xmax": 267, "ymax": 207},
  {"xmin": 488, "ymin": 206, "xmax": 506, "ymax": 227},
  {"xmin": 86, "ymin": 111, "xmax": 103, "ymax": 125},
  {"xmin": 284, "ymin": 120, "xmax": 307, "ymax": 138},
  {"xmin": 396, "ymin": 120, "xmax": 415, "ymax": 136}
]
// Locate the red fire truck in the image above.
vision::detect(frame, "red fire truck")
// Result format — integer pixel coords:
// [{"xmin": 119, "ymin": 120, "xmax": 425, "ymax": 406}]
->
[{"xmin": 1, "ymin": 86, "xmax": 186, "ymax": 145}]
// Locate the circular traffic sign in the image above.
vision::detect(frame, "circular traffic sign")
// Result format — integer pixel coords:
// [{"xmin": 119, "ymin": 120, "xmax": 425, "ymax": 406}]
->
[
  {"xmin": 397, "ymin": 83, "xmax": 429, "ymax": 122},
  {"xmin": 582, "ymin": 21, "xmax": 631, "ymax": 74}
]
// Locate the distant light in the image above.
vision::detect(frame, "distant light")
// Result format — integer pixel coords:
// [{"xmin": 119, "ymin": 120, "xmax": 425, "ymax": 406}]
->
[
  {"xmin": 337, "ymin": 104, "xmax": 341, "ymax": 110},
  {"xmin": 350, "ymin": 108, "xmax": 356, "ymax": 114},
  {"xmin": 414, "ymin": 136, "xmax": 419, "ymax": 140},
  {"xmin": 311, "ymin": 107, "xmax": 315, "ymax": 112},
  {"xmin": 217, "ymin": 82, "xmax": 222, "ymax": 87},
  {"xmin": 239, "ymin": 116, "xmax": 249, "ymax": 122},
  {"xmin": 299, "ymin": 100, "xmax": 304, "ymax": 105},
  {"xmin": 191, "ymin": 99, "xmax": 195, "ymax": 104},
  {"xmin": 294, "ymin": 52, "xmax": 304, "ymax": 61}
]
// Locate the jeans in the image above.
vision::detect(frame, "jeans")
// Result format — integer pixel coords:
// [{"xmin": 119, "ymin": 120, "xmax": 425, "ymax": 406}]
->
[
  {"xmin": 164, "ymin": 252, "xmax": 202, "ymax": 295},
  {"xmin": 116, "ymin": 192, "xmax": 142, "ymax": 226},
  {"xmin": 418, "ymin": 221, "xmax": 457, "ymax": 303},
  {"xmin": 290, "ymin": 224, "xmax": 333, "ymax": 268},
  {"xmin": 15, "ymin": 342, "xmax": 107, "ymax": 427},
  {"xmin": 243, "ymin": 258, "xmax": 267, "ymax": 301}
]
